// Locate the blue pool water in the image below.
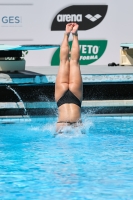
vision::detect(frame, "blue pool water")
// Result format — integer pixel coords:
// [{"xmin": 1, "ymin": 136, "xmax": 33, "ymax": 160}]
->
[{"xmin": 0, "ymin": 116, "xmax": 133, "ymax": 200}]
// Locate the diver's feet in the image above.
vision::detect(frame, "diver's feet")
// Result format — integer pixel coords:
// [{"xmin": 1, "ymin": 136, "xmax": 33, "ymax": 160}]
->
[
  {"xmin": 65, "ymin": 23, "xmax": 73, "ymax": 36},
  {"xmin": 71, "ymin": 23, "xmax": 79, "ymax": 36}
]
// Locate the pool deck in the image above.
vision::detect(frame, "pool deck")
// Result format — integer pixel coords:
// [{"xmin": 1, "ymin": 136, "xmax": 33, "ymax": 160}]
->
[
  {"xmin": 0, "ymin": 65, "xmax": 133, "ymax": 85},
  {"xmin": 26, "ymin": 65, "xmax": 133, "ymax": 75}
]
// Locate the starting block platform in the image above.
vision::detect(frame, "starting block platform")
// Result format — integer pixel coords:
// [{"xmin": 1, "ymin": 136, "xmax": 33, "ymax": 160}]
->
[
  {"xmin": 0, "ymin": 44, "xmax": 60, "ymax": 72},
  {"xmin": 120, "ymin": 43, "xmax": 133, "ymax": 66}
]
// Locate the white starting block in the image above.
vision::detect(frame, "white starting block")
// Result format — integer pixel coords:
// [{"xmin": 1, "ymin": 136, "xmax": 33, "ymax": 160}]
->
[
  {"xmin": 120, "ymin": 43, "xmax": 133, "ymax": 66},
  {"xmin": 0, "ymin": 44, "xmax": 59, "ymax": 72}
]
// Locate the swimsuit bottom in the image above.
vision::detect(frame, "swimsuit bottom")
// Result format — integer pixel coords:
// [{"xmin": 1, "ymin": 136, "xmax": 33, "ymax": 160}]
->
[
  {"xmin": 57, "ymin": 120, "xmax": 82, "ymax": 129},
  {"xmin": 57, "ymin": 120, "xmax": 82, "ymax": 125},
  {"xmin": 55, "ymin": 120, "xmax": 84, "ymax": 136},
  {"xmin": 57, "ymin": 90, "xmax": 81, "ymax": 108}
]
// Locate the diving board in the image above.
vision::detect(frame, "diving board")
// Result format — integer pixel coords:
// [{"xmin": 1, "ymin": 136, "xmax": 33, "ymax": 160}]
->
[
  {"xmin": 0, "ymin": 44, "xmax": 60, "ymax": 51},
  {"xmin": 121, "ymin": 43, "xmax": 133, "ymax": 48}
]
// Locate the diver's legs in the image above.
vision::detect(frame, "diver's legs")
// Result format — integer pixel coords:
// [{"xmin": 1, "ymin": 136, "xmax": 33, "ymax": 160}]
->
[
  {"xmin": 69, "ymin": 23, "xmax": 83, "ymax": 101},
  {"xmin": 55, "ymin": 23, "xmax": 73, "ymax": 101}
]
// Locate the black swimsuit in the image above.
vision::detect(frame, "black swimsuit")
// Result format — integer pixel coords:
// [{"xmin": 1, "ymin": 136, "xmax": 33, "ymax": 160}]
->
[
  {"xmin": 57, "ymin": 90, "xmax": 81, "ymax": 108},
  {"xmin": 57, "ymin": 90, "xmax": 81, "ymax": 124}
]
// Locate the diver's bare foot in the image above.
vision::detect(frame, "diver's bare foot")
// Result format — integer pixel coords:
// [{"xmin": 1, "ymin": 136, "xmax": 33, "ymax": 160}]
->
[
  {"xmin": 65, "ymin": 23, "xmax": 73, "ymax": 36},
  {"xmin": 71, "ymin": 23, "xmax": 79, "ymax": 36}
]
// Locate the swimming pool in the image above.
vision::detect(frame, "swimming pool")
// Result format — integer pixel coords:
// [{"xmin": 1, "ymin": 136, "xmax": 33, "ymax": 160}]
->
[{"xmin": 0, "ymin": 116, "xmax": 133, "ymax": 200}]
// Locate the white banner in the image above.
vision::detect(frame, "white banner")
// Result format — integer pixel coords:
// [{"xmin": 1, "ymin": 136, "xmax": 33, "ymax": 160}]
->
[{"xmin": 0, "ymin": 0, "xmax": 133, "ymax": 67}]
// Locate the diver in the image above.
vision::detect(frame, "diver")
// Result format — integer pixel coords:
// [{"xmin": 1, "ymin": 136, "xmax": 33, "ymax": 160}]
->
[{"xmin": 55, "ymin": 23, "xmax": 83, "ymax": 133}]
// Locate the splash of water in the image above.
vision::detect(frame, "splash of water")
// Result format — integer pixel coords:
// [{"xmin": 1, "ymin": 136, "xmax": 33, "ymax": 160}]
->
[
  {"xmin": 81, "ymin": 113, "xmax": 94, "ymax": 128},
  {"xmin": 6, "ymin": 85, "xmax": 28, "ymax": 115},
  {"xmin": 40, "ymin": 94, "xmax": 58, "ymax": 117},
  {"xmin": 34, "ymin": 121, "xmax": 92, "ymax": 138}
]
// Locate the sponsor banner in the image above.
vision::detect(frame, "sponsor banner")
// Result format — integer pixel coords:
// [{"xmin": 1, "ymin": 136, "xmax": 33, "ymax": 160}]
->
[
  {"xmin": 51, "ymin": 40, "xmax": 108, "ymax": 65},
  {"xmin": 51, "ymin": 5, "xmax": 108, "ymax": 31}
]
